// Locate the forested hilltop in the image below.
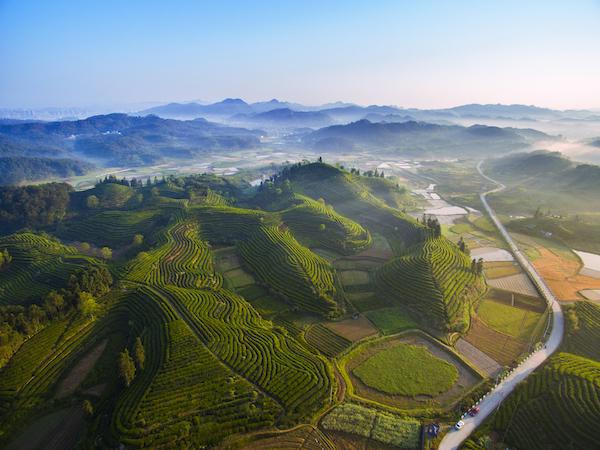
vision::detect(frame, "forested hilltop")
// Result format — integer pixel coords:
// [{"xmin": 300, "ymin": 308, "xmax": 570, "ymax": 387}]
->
[{"xmin": 0, "ymin": 161, "xmax": 489, "ymax": 448}]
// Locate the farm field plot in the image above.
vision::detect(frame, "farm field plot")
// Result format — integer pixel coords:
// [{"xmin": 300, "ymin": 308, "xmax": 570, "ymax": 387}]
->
[
  {"xmin": 487, "ymin": 273, "xmax": 539, "ymax": 297},
  {"xmin": 347, "ymin": 292, "xmax": 392, "ymax": 312},
  {"xmin": 528, "ymin": 243, "xmax": 600, "ymax": 300},
  {"xmin": 312, "ymin": 247, "xmax": 343, "ymax": 262},
  {"xmin": 334, "ymin": 258, "xmax": 382, "ymax": 271},
  {"xmin": 485, "ymin": 288, "xmax": 547, "ymax": 312},
  {"xmin": 456, "ymin": 338, "xmax": 501, "ymax": 377},
  {"xmin": 574, "ymin": 249, "xmax": 600, "ymax": 279},
  {"xmin": 323, "ymin": 315, "xmax": 378, "ymax": 341},
  {"xmin": 471, "ymin": 246, "xmax": 513, "ymax": 262},
  {"xmin": 341, "ymin": 333, "xmax": 479, "ymax": 409},
  {"xmin": 354, "ymin": 233, "xmax": 393, "ymax": 260},
  {"xmin": 320, "ymin": 403, "xmax": 420, "ymax": 449},
  {"xmin": 483, "ymin": 261, "xmax": 521, "ymax": 279},
  {"xmin": 352, "ymin": 342, "xmax": 458, "ymax": 396},
  {"xmin": 463, "ymin": 318, "xmax": 527, "ymax": 366},
  {"xmin": 240, "ymin": 425, "xmax": 335, "ymax": 449},
  {"xmin": 580, "ymin": 289, "xmax": 600, "ymax": 301},
  {"xmin": 213, "ymin": 246, "xmax": 241, "ymax": 272},
  {"xmin": 247, "ymin": 294, "xmax": 289, "ymax": 318},
  {"xmin": 338, "ymin": 270, "xmax": 370, "ymax": 287},
  {"xmin": 305, "ymin": 324, "xmax": 352, "ymax": 357},
  {"xmin": 476, "ymin": 298, "xmax": 542, "ymax": 341},
  {"xmin": 324, "ymin": 431, "xmax": 400, "ymax": 450},
  {"xmin": 448, "ymin": 215, "xmax": 504, "ymax": 249},
  {"xmin": 222, "ymin": 267, "xmax": 255, "ymax": 288},
  {"xmin": 5, "ymin": 408, "xmax": 72, "ymax": 450},
  {"xmin": 365, "ymin": 306, "xmax": 418, "ymax": 335},
  {"xmin": 55, "ymin": 339, "xmax": 107, "ymax": 399},
  {"xmin": 236, "ymin": 284, "xmax": 289, "ymax": 317},
  {"xmin": 281, "ymin": 194, "xmax": 371, "ymax": 255}
]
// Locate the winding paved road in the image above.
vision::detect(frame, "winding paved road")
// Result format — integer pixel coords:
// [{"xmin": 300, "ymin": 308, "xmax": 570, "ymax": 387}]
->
[{"xmin": 438, "ymin": 160, "xmax": 564, "ymax": 450}]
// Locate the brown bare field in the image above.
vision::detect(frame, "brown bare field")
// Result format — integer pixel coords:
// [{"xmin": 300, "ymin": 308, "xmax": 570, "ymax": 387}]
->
[
  {"xmin": 55, "ymin": 340, "xmax": 107, "ymax": 399},
  {"xmin": 463, "ymin": 319, "xmax": 526, "ymax": 366},
  {"xmin": 6, "ymin": 406, "xmax": 84, "ymax": 450},
  {"xmin": 532, "ymin": 246, "xmax": 600, "ymax": 301},
  {"xmin": 456, "ymin": 338, "xmax": 501, "ymax": 377},
  {"xmin": 484, "ymin": 261, "xmax": 521, "ymax": 279},
  {"xmin": 324, "ymin": 315, "xmax": 378, "ymax": 342}
]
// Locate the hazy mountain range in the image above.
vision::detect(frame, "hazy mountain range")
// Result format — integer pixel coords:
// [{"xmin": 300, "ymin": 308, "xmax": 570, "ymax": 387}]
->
[
  {"xmin": 2, "ymin": 98, "xmax": 598, "ymax": 186},
  {"xmin": 3, "ymin": 99, "xmax": 597, "ymax": 124},
  {"xmin": 303, "ymin": 119, "xmax": 550, "ymax": 157}
]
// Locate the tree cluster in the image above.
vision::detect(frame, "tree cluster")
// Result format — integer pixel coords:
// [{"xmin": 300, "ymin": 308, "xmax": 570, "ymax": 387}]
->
[
  {"xmin": 457, "ymin": 236, "xmax": 470, "ymax": 255},
  {"xmin": 0, "ymin": 265, "xmax": 112, "ymax": 367},
  {"xmin": 0, "ymin": 248, "xmax": 12, "ymax": 269},
  {"xmin": 471, "ymin": 257, "xmax": 484, "ymax": 275},
  {"xmin": 348, "ymin": 167, "xmax": 384, "ymax": 178},
  {"xmin": 0, "ymin": 183, "xmax": 72, "ymax": 232},
  {"xmin": 118, "ymin": 336, "xmax": 145, "ymax": 387},
  {"xmin": 96, "ymin": 174, "xmax": 163, "ymax": 188},
  {"xmin": 418, "ymin": 214, "xmax": 442, "ymax": 237}
]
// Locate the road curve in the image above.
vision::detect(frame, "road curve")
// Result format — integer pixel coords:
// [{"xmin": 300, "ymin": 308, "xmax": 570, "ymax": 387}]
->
[{"xmin": 438, "ymin": 160, "xmax": 564, "ymax": 450}]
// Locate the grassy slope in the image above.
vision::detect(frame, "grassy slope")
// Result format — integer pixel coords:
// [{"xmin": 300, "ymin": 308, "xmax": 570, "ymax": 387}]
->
[{"xmin": 352, "ymin": 343, "xmax": 458, "ymax": 396}]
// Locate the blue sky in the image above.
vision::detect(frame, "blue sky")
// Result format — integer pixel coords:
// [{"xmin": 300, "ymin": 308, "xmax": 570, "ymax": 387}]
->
[{"xmin": 1, "ymin": 0, "xmax": 599, "ymax": 109}]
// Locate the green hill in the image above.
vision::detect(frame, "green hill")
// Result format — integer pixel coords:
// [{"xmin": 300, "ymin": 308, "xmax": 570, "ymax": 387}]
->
[
  {"xmin": 486, "ymin": 151, "xmax": 600, "ymax": 214},
  {"xmin": 375, "ymin": 237, "xmax": 484, "ymax": 332},
  {"xmin": 275, "ymin": 162, "xmax": 426, "ymax": 252},
  {"xmin": 281, "ymin": 194, "xmax": 371, "ymax": 254},
  {"xmin": 0, "ymin": 165, "xmax": 494, "ymax": 448},
  {"xmin": 0, "ymin": 232, "xmax": 100, "ymax": 305}
]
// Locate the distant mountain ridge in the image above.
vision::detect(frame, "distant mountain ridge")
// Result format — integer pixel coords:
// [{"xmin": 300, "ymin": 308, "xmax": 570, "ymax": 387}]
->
[
  {"xmin": 302, "ymin": 119, "xmax": 552, "ymax": 157},
  {"xmin": 0, "ymin": 113, "xmax": 263, "ymax": 169},
  {"xmin": 133, "ymin": 99, "xmax": 600, "ymax": 130},
  {"xmin": 231, "ymin": 108, "xmax": 334, "ymax": 129},
  {"xmin": 490, "ymin": 150, "xmax": 600, "ymax": 196}
]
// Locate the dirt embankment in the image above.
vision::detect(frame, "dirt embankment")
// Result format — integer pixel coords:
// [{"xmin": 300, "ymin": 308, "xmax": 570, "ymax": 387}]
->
[{"xmin": 55, "ymin": 339, "xmax": 107, "ymax": 399}]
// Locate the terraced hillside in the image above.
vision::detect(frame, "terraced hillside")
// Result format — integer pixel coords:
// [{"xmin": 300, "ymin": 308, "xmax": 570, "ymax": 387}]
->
[
  {"xmin": 0, "ymin": 232, "xmax": 101, "ymax": 305},
  {"xmin": 109, "ymin": 287, "xmax": 282, "ymax": 448},
  {"xmin": 375, "ymin": 237, "xmax": 485, "ymax": 332},
  {"xmin": 193, "ymin": 205, "xmax": 345, "ymax": 316},
  {"xmin": 279, "ymin": 162, "xmax": 426, "ymax": 253},
  {"xmin": 281, "ymin": 194, "xmax": 371, "ymax": 254},
  {"xmin": 106, "ymin": 216, "xmax": 333, "ymax": 446},
  {"xmin": 0, "ymin": 166, "xmax": 495, "ymax": 448},
  {"xmin": 489, "ymin": 353, "xmax": 600, "ymax": 450},
  {"xmin": 57, "ymin": 209, "xmax": 169, "ymax": 248}
]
